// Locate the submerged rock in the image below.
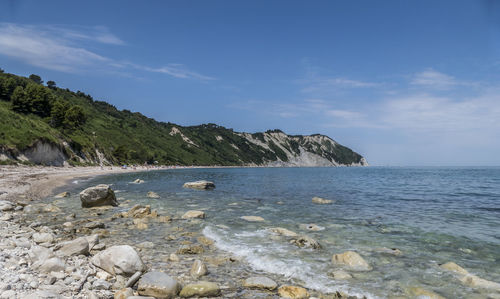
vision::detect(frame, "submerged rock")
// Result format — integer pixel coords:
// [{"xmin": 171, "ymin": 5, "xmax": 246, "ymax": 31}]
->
[
  {"xmin": 331, "ymin": 251, "xmax": 372, "ymax": 271},
  {"xmin": 127, "ymin": 205, "xmax": 152, "ymax": 218},
  {"xmin": 440, "ymin": 261, "xmax": 500, "ymax": 291},
  {"xmin": 291, "ymin": 235, "xmax": 321, "ymax": 249},
  {"xmin": 311, "ymin": 196, "xmax": 333, "ymax": 204},
  {"xmin": 407, "ymin": 287, "xmax": 446, "ymax": 299},
  {"xmin": 190, "ymin": 259, "xmax": 208, "ymax": 278},
  {"xmin": 269, "ymin": 227, "xmax": 298, "ymax": 237},
  {"xmin": 182, "ymin": 210, "xmax": 205, "ymax": 219},
  {"xmin": 299, "ymin": 223, "xmax": 325, "ymax": 231},
  {"xmin": 240, "ymin": 215, "xmax": 265, "ymax": 222},
  {"xmin": 440, "ymin": 262, "xmax": 469, "ymax": 275},
  {"xmin": 91, "ymin": 245, "xmax": 146, "ymax": 277},
  {"xmin": 80, "ymin": 184, "xmax": 118, "ymax": 208},
  {"xmin": 132, "ymin": 179, "xmax": 145, "ymax": 184},
  {"xmin": 328, "ymin": 270, "xmax": 353, "ymax": 280},
  {"xmin": 277, "ymin": 285, "xmax": 309, "ymax": 299},
  {"xmin": 147, "ymin": 191, "xmax": 160, "ymax": 198},
  {"xmin": 243, "ymin": 276, "xmax": 278, "ymax": 290},
  {"xmin": 183, "ymin": 180, "xmax": 215, "ymax": 190},
  {"xmin": 179, "ymin": 281, "xmax": 220, "ymax": 298},
  {"xmin": 177, "ymin": 244, "xmax": 204, "ymax": 255},
  {"xmin": 137, "ymin": 271, "xmax": 181, "ymax": 298},
  {"xmin": 54, "ymin": 192, "xmax": 70, "ymax": 198}
]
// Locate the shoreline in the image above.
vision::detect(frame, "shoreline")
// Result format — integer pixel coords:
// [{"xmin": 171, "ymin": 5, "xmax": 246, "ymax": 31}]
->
[{"xmin": 0, "ymin": 165, "xmax": 360, "ymax": 299}]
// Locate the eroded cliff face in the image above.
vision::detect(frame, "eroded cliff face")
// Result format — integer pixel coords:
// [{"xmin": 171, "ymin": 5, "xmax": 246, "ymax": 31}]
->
[{"xmin": 239, "ymin": 131, "xmax": 368, "ymax": 167}]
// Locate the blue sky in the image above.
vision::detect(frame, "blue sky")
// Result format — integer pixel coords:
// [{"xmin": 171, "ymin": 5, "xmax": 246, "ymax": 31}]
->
[{"xmin": 1, "ymin": 0, "xmax": 499, "ymax": 166}]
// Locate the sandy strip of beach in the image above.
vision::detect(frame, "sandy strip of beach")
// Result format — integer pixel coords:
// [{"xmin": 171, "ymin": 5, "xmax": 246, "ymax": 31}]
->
[{"xmin": 0, "ymin": 165, "xmax": 151, "ymax": 202}]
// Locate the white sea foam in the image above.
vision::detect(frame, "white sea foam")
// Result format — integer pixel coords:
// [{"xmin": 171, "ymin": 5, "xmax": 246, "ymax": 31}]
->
[{"xmin": 203, "ymin": 225, "xmax": 377, "ymax": 299}]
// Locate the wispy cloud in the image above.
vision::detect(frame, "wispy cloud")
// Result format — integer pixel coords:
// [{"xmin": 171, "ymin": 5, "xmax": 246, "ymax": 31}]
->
[
  {"xmin": 133, "ymin": 64, "xmax": 215, "ymax": 81},
  {"xmin": 411, "ymin": 69, "xmax": 457, "ymax": 88},
  {"xmin": 0, "ymin": 23, "xmax": 213, "ymax": 80}
]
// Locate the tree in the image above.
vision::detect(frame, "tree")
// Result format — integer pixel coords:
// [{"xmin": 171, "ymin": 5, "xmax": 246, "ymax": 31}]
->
[
  {"xmin": 24, "ymin": 84, "xmax": 53, "ymax": 117},
  {"xmin": 112, "ymin": 145, "xmax": 129, "ymax": 163},
  {"xmin": 11, "ymin": 86, "xmax": 30, "ymax": 113},
  {"xmin": 29, "ymin": 74, "xmax": 43, "ymax": 84},
  {"xmin": 0, "ymin": 68, "xmax": 4, "ymax": 73},
  {"xmin": 50, "ymin": 99, "xmax": 69, "ymax": 127},
  {"xmin": 63, "ymin": 105, "xmax": 87, "ymax": 129},
  {"xmin": 0, "ymin": 77, "xmax": 18, "ymax": 101},
  {"xmin": 46, "ymin": 80, "xmax": 56, "ymax": 89}
]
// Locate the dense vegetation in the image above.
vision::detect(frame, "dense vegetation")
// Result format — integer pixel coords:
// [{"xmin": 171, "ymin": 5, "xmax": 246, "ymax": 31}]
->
[{"xmin": 0, "ymin": 69, "xmax": 365, "ymax": 166}]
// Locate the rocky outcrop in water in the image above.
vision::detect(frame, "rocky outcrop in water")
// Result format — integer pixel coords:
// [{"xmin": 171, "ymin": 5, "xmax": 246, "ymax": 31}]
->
[
  {"xmin": 183, "ymin": 181, "xmax": 216, "ymax": 190},
  {"xmin": 79, "ymin": 184, "xmax": 118, "ymax": 208},
  {"xmin": 332, "ymin": 251, "xmax": 372, "ymax": 271}
]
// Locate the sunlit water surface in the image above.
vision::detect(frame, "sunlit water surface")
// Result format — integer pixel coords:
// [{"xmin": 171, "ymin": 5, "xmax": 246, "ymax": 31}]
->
[{"xmin": 49, "ymin": 167, "xmax": 500, "ymax": 298}]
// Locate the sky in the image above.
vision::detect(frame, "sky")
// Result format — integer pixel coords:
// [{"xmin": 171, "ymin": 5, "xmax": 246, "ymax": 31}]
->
[{"xmin": 1, "ymin": 0, "xmax": 499, "ymax": 166}]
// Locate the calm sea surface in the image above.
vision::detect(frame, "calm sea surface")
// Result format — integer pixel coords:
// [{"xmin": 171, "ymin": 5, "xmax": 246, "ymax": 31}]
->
[{"xmin": 53, "ymin": 167, "xmax": 500, "ymax": 298}]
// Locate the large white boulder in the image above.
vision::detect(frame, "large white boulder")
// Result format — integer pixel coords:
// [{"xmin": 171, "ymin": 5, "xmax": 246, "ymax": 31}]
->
[
  {"xmin": 79, "ymin": 184, "xmax": 118, "ymax": 208},
  {"xmin": 183, "ymin": 180, "xmax": 215, "ymax": 190},
  {"xmin": 332, "ymin": 251, "xmax": 372, "ymax": 271},
  {"xmin": 91, "ymin": 245, "xmax": 146, "ymax": 277}
]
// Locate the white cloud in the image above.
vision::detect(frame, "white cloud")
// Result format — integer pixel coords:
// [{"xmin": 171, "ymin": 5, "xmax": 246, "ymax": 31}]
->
[
  {"xmin": 0, "ymin": 23, "xmax": 109, "ymax": 72},
  {"xmin": 0, "ymin": 23, "xmax": 213, "ymax": 80},
  {"xmin": 409, "ymin": 69, "xmax": 480, "ymax": 90}
]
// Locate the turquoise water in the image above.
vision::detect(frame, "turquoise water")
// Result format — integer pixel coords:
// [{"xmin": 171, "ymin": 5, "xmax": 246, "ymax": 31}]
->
[{"xmin": 57, "ymin": 167, "xmax": 500, "ymax": 298}]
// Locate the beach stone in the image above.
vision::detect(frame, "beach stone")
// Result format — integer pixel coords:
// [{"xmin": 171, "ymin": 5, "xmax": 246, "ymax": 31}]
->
[
  {"xmin": 85, "ymin": 221, "xmax": 106, "ymax": 229},
  {"xmin": 299, "ymin": 223, "xmax": 325, "ymax": 231},
  {"xmin": 0, "ymin": 200, "xmax": 15, "ymax": 211},
  {"xmin": 169, "ymin": 253, "xmax": 180, "ymax": 262},
  {"xmin": 91, "ymin": 245, "xmax": 146, "ymax": 277},
  {"xmin": 440, "ymin": 262, "xmax": 469, "ymax": 275},
  {"xmin": 54, "ymin": 192, "xmax": 70, "ymax": 198},
  {"xmin": 115, "ymin": 287, "xmax": 134, "ymax": 299},
  {"xmin": 29, "ymin": 245, "xmax": 55, "ymax": 264},
  {"xmin": 147, "ymin": 192, "xmax": 160, "ymax": 198},
  {"xmin": 80, "ymin": 184, "xmax": 118, "ymax": 208},
  {"xmin": 182, "ymin": 210, "xmax": 205, "ymax": 219},
  {"xmin": 39, "ymin": 257, "xmax": 65, "ymax": 273},
  {"xmin": 58, "ymin": 237, "xmax": 89, "ymax": 256},
  {"xmin": 312, "ymin": 196, "xmax": 333, "ymax": 204},
  {"xmin": 183, "ymin": 180, "xmax": 215, "ymax": 190},
  {"xmin": 328, "ymin": 270, "xmax": 353, "ymax": 280},
  {"xmin": 332, "ymin": 251, "xmax": 372, "ymax": 271},
  {"xmin": 125, "ymin": 271, "xmax": 143, "ymax": 288},
  {"xmin": 277, "ymin": 285, "xmax": 309, "ymax": 299},
  {"xmin": 179, "ymin": 281, "xmax": 220, "ymax": 297},
  {"xmin": 23, "ymin": 290, "xmax": 63, "ymax": 299},
  {"xmin": 241, "ymin": 215, "xmax": 265, "ymax": 222},
  {"xmin": 177, "ymin": 244, "xmax": 204, "ymax": 255},
  {"xmin": 137, "ymin": 271, "xmax": 181, "ymax": 298},
  {"xmin": 291, "ymin": 235, "xmax": 321, "ymax": 249},
  {"xmin": 269, "ymin": 227, "xmax": 298, "ymax": 237},
  {"xmin": 1, "ymin": 290, "xmax": 17, "ymax": 298},
  {"xmin": 86, "ymin": 234, "xmax": 99, "ymax": 250},
  {"xmin": 190, "ymin": 259, "xmax": 208, "ymax": 278},
  {"xmin": 43, "ymin": 204, "xmax": 61, "ymax": 213},
  {"xmin": 242, "ymin": 276, "xmax": 278, "ymax": 290},
  {"xmin": 197, "ymin": 236, "xmax": 214, "ymax": 246},
  {"xmin": 93, "ymin": 279, "xmax": 112, "ymax": 290},
  {"xmin": 33, "ymin": 232, "xmax": 55, "ymax": 244},
  {"xmin": 407, "ymin": 287, "xmax": 446, "ymax": 299}
]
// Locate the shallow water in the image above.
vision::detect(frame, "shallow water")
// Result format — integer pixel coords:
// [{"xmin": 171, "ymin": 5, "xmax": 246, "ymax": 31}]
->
[{"xmin": 50, "ymin": 167, "xmax": 500, "ymax": 298}]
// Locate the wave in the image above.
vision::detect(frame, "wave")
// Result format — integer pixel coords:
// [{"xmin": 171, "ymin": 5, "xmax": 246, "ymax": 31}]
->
[{"xmin": 202, "ymin": 225, "xmax": 377, "ymax": 299}]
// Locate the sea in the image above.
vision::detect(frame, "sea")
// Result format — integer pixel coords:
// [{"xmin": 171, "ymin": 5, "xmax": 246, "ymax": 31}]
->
[{"xmin": 49, "ymin": 167, "xmax": 500, "ymax": 298}]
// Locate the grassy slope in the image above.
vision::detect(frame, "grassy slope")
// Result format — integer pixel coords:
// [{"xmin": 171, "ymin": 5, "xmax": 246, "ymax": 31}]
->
[{"xmin": 0, "ymin": 71, "xmax": 363, "ymax": 166}]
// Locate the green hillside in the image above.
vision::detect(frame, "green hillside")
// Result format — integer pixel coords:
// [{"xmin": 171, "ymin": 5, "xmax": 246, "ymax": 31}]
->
[{"xmin": 0, "ymin": 69, "xmax": 366, "ymax": 167}]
